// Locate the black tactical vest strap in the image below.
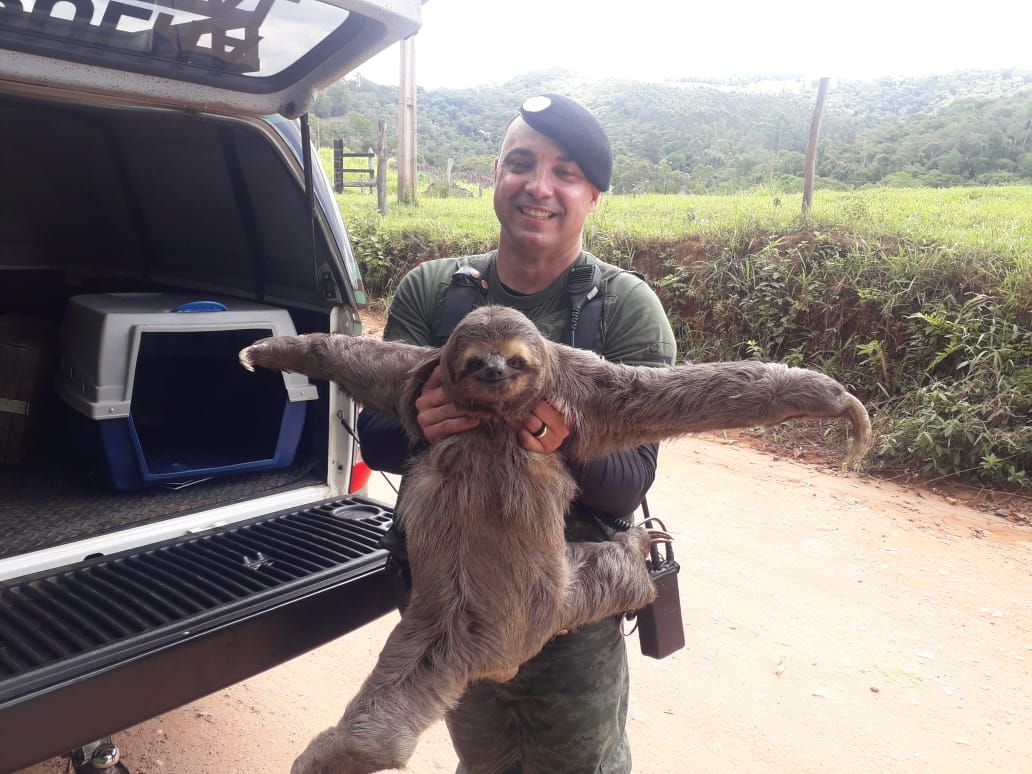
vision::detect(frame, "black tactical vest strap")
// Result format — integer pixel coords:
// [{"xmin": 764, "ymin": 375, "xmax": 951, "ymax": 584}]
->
[
  {"xmin": 432, "ymin": 264, "xmax": 486, "ymax": 346},
  {"xmin": 433, "ymin": 260, "xmax": 606, "ymax": 353},
  {"xmin": 561, "ymin": 264, "xmax": 603, "ymax": 351}
]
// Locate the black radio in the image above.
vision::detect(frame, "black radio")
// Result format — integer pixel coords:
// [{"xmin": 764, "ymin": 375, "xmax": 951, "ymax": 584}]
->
[{"xmin": 626, "ymin": 512, "xmax": 685, "ymax": 659}]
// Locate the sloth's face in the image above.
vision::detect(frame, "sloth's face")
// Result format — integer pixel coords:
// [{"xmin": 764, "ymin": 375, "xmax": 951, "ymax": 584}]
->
[
  {"xmin": 451, "ymin": 338, "xmax": 542, "ymax": 411},
  {"xmin": 442, "ymin": 307, "xmax": 548, "ymax": 418}
]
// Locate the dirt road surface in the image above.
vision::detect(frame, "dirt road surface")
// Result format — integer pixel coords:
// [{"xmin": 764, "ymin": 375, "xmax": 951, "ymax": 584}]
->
[{"xmin": 19, "ymin": 433, "xmax": 1032, "ymax": 774}]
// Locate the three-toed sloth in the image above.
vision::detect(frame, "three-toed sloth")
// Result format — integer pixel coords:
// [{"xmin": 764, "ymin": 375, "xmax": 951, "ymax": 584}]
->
[{"xmin": 239, "ymin": 305, "xmax": 871, "ymax": 774}]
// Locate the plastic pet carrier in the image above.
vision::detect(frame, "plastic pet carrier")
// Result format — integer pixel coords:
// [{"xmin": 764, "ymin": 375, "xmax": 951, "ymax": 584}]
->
[{"xmin": 57, "ymin": 293, "xmax": 317, "ymax": 489}]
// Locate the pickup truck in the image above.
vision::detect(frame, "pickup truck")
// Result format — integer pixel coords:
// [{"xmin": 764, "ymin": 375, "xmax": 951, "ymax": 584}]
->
[{"xmin": 0, "ymin": 1, "xmax": 421, "ymax": 770}]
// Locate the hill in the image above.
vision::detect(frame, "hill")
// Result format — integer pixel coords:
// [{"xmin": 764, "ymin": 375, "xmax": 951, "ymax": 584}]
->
[{"xmin": 313, "ymin": 68, "xmax": 1032, "ymax": 193}]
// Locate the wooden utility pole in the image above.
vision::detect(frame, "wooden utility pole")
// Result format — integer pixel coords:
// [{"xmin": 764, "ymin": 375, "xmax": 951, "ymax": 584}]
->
[
  {"xmin": 397, "ymin": 36, "xmax": 417, "ymax": 204},
  {"xmin": 802, "ymin": 77, "xmax": 831, "ymax": 215}
]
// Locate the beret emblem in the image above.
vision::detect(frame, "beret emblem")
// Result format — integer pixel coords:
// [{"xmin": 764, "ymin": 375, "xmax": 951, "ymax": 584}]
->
[{"xmin": 521, "ymin": 95, "xmax": 552, "ymax": 113}]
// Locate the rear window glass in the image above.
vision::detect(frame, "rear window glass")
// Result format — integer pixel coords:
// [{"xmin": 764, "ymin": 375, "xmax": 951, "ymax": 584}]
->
[{"xmin": 1, "ymin": 0, "xmax": 360, "ymax": 86}]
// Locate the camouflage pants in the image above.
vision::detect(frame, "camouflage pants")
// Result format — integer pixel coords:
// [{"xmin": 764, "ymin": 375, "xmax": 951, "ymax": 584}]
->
[{"xmin": 446, "ymin": 616, "xmax": 632, "ymax": 774}]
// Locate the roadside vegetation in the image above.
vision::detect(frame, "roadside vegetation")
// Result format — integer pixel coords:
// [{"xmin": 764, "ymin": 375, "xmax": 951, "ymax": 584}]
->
[{"xmin": 335, "ymin": 181, "xmax": 1031, "ymax": 490}]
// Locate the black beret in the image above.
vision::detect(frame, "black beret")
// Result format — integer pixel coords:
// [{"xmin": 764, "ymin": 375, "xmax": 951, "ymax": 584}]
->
[{"xmin": 518, "ymin": 94, "xmax": 612, "ymax": 192}]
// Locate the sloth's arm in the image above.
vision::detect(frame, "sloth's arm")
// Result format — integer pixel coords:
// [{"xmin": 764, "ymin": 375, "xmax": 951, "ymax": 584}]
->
[
  {"xmin": 239, "ymin": 333, "xmax": 433, "ymax": 419},
  {"xmin": 558, "ymin": 354, "xmax": 871, "ymax": 466}
]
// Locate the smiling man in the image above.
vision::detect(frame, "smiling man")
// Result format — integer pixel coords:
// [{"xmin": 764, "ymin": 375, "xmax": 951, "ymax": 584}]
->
[{"xmin": 357, "ymin": 94, "xmax": 677, "ymax": 773}]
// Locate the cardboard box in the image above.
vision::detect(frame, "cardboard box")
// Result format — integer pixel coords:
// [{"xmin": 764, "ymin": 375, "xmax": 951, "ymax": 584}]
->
[{"xmin": 0, "ymin": 314, "xmax": 58, "ymax": 464}]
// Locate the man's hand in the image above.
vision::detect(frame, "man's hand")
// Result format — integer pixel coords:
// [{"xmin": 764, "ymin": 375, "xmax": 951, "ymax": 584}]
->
[
  {"xmin": 515, "ymin": 400, "xmax": 570, "ymax": 454},
  {"xmin": 416, "ymin": 367, "xmax": 569, "ymax": 453},
  {"xmin": 415, "ymin": 366, "xmax": 480, "ymax": 444}
]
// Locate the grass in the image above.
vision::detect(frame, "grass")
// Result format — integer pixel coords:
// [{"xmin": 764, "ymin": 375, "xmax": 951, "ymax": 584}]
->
[{"xmin": 333, "ymin": 173, "xmax": 1032, "ymax": 260}]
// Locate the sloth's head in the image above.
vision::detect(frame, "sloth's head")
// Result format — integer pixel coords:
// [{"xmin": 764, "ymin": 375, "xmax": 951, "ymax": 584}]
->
[{"xmin": 440, "ymin": 306, "xmax": 550, "ymax": 419}]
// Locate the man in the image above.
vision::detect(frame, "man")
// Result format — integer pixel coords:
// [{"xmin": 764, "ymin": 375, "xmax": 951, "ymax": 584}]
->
[{"xmin": 357, "ymin": 93, "xmax": 676, "ymax": 773}]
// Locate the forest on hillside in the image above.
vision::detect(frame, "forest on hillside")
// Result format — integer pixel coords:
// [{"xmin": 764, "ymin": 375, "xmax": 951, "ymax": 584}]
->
[{"xmin": 312, "ymin": 68, "xmax": 1032, "ymax": 194}]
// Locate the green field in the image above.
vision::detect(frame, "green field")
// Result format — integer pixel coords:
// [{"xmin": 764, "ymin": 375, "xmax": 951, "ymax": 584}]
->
[
  {"xmin": 335, "ymin": 179, "xmax": 1032, "ymax": 254},
  {"xmin": 332, "ymin": 179, "xmax": 1031, "ymax": 489}
]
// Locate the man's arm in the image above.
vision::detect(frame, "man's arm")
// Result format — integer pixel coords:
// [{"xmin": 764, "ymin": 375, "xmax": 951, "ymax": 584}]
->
[
  {"xmin": 570, "ymin": 273, "xmax": 676, "ymax": 518},
  {"xmin": 358, "ymin": 260, "xmax": 482, "ymax": 470},
  {"xmin": 569, "ymin": 443, "xmax": 659, "ymax": 517},
  {"xmin": 355, "ymin": 409, "xmax": 418, "ymax": 475},
  {"xmin": 356, "ymin": 265, "xmax": 438, "ymax": 472}
]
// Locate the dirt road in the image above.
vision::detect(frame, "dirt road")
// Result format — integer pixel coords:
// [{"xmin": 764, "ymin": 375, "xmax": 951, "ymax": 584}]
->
[{"xmin": 20, "ymin": 434, "xmax": 1032, "ymax": 774}]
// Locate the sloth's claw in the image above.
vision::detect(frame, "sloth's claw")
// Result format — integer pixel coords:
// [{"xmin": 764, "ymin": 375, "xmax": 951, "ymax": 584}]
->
[
  {"xmin": 639, "ymin": 516, "xmax": 671, "ymax": 537},
  {"xmin": 238, "ymin": 347, "xmax": 256, "ymax": 372},
  {"xmin": 647, "ymin": 530, "xmax": 674, "ymax": 546}
]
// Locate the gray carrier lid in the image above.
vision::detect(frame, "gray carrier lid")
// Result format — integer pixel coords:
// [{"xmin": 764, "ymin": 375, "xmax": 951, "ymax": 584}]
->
[{"xmin": 57, "ymin": 293, "xmax": 318, "ymax": 420}]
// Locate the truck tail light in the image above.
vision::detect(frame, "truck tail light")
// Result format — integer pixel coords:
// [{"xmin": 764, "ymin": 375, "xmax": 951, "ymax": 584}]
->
[{"xmin": 349, "ymin": 459, "xmax": 372, "ymax": 494}]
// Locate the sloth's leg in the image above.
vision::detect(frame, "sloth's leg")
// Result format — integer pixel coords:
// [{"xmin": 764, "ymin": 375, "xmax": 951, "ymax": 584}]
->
[
  {"xmin": 291, "ymin": 611, "xmax": 468, "ymax": 774},
  {"xmin": 560, "ymin": 527, "xmax": 660, "ymax": 631}
]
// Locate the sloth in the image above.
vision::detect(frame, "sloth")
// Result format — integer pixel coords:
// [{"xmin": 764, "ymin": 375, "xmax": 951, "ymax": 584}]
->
[{"xmin": 239, "ymin": 305, "xmax": 871, "ymax": 774}]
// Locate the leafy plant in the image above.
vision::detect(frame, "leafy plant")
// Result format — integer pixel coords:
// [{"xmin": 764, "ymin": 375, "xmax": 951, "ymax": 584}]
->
[{"xmin": 874, "ymin": 294, "xmax": 1031, "ymax": 483}]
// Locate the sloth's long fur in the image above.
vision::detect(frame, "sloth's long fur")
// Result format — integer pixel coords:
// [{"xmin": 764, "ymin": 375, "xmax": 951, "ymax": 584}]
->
[{"xmin": 239, "ymin": 305, "xmax": 871, "ymax": 774}]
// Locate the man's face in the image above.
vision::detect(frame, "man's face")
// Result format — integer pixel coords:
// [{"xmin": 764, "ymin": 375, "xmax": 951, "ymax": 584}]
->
[{"xmin": 493, "ymin": 116, "xmax": 602, "ymax": 259}]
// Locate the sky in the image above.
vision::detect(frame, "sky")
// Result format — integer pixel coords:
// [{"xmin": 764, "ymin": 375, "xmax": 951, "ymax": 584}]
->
[{"xmin": 354, "ymin": 0, "xmax": 1032, "ymax": 89}]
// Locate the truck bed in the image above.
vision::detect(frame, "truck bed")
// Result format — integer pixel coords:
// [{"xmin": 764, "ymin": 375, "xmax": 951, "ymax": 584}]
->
[{"xmin": 0, "ymin": 456, "xmax": 321, "ymax": 559}]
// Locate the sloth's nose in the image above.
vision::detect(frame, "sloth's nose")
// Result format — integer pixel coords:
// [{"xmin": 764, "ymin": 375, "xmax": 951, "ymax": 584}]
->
[
  {"xmin": 482, "ymin": 362, "xmax": 505, "ymax": 379},
  {"xmin": 480, "ymin": 353, "xmax": 509, "ymax": 381}
]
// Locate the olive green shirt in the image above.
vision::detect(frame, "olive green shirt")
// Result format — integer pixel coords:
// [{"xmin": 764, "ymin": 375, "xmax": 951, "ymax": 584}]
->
[{"xmin": 383, "ymin": 251, "xmax": 677, "ymax": 365}]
